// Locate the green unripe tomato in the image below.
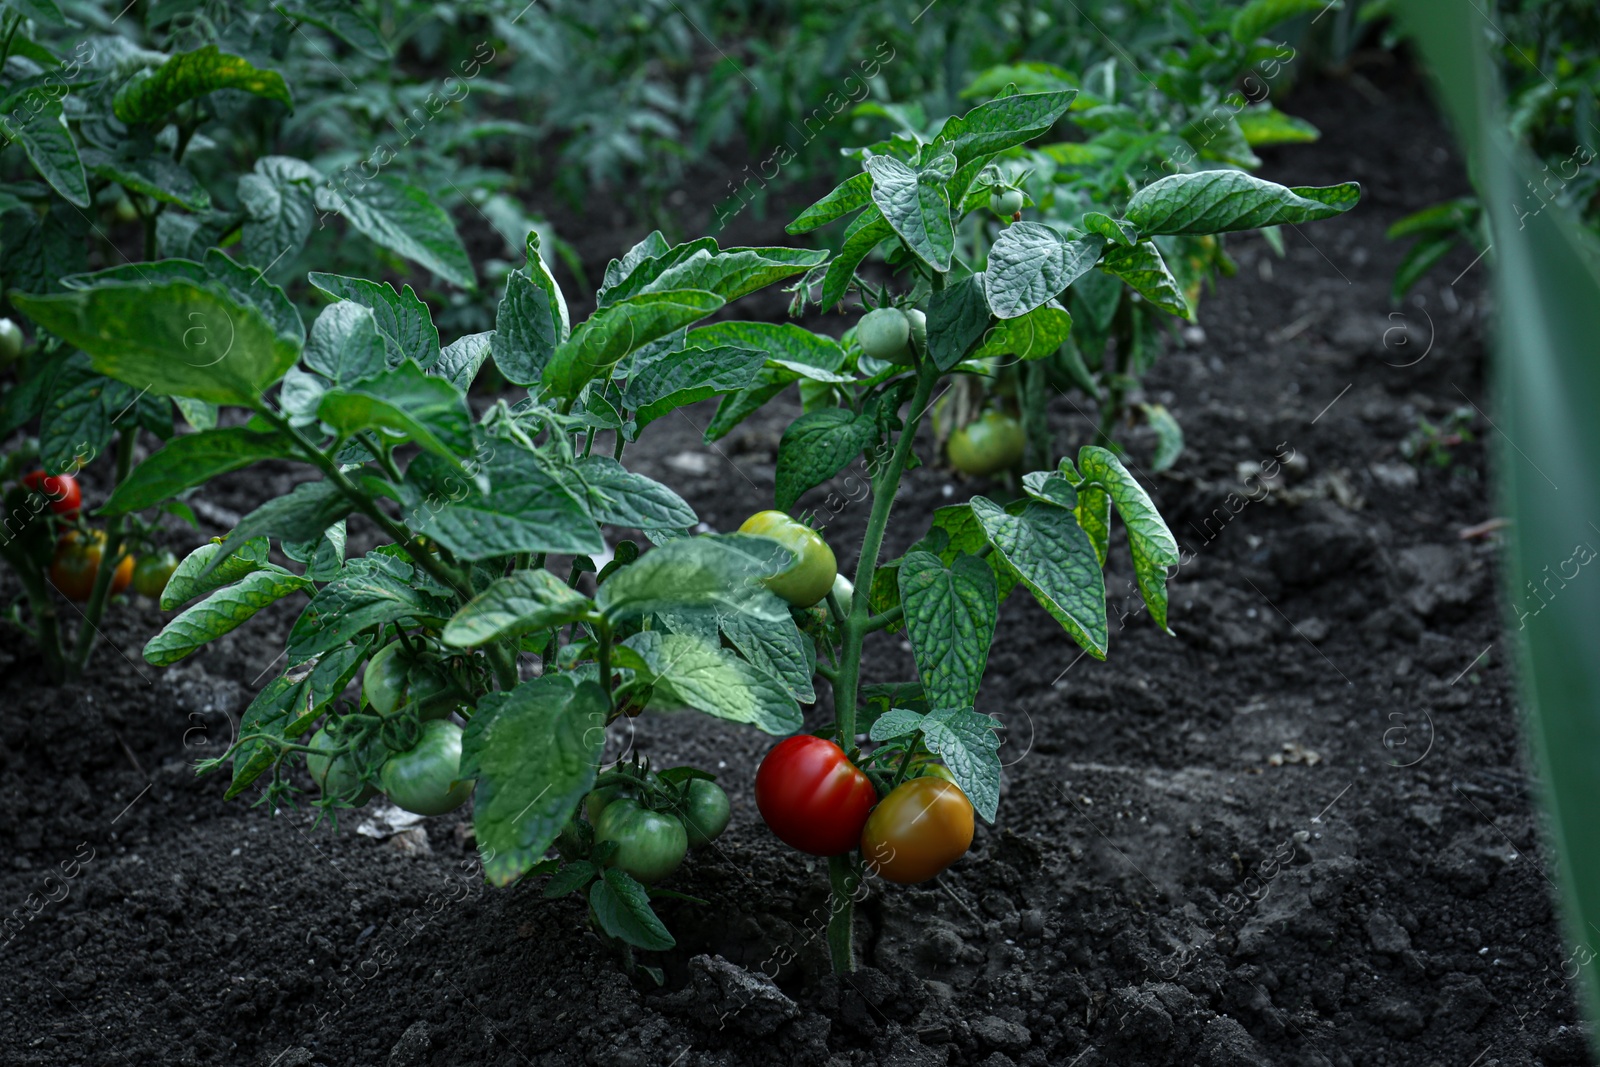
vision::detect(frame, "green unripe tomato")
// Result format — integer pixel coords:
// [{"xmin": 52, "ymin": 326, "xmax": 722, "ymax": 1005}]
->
[
  {"xmin": 307, "ymin": 727, "xmax": 377, "ymax": 806},
  {"xmin": 672, "ymin": 778, "xmax": 731, "ymax": 848},
  {"xmin": 380, "ymin": 720, "xmax": 475, "ymax": 816},
  {"xmin": 0, "ymin": 318, "xmax": 22, "ymax": 363},
  {"xmin": 132, "ymin": 550, "xmax": 179, "ymax": 599},
  {"xmin": 363, "ymin": 641, "xmax": 456, "ymax": 720},
  {"xmin": 906, "ymin": 308, "xmax": 927, "ymax": 354},
  {"xmin": 857, "ymin": 307, "xmax": 912, "ymax": 364},
  {"xmin": 738, "ymin": 510, "xmax": 837, "ymax": 608},
  {"xmin": 948, "ymin": 412, "xmax": 1026, "ymax": 476},
  {"xmin": 595, "ymin": 798, "xmax": 688, "ymax": 883},
  {"xmin": 585, "ymin": 780, "xmax": 632, "ymax": 824},
  {"xmin": 990, "ymin": 188, "xmax": 1025, "ymax": 217},
  {"xmin": 113, "ymin": 195, "xmax": 139, "ymax": 224}
]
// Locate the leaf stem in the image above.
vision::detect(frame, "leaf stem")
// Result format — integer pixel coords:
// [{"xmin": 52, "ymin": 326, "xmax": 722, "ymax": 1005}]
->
[
  {"xmin": 257, "ymin": 408, "xmax": 472, "ymax": 598},
  {"xmin": 596, "ymin": 618, "xmax": 614, "ymax": 706}
]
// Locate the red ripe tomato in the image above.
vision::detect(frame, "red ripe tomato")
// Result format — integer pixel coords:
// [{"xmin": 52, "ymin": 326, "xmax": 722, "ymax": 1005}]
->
[
  {"xmin": 22, "ymin": 470, "xmax": 81, "ymax": 518},
  {"xmin": 49, "ymin": 531, "xmax": 132, "ymax": 601},
  {"xmin": 755, "ymin": 735, "xmax": 877, "ymax": 856}
]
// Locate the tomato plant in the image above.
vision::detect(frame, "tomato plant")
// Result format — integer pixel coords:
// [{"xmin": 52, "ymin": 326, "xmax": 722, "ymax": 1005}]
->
[{"xmin": 5, "ymin": 59, "xmax": 1357, "ymax": 976}]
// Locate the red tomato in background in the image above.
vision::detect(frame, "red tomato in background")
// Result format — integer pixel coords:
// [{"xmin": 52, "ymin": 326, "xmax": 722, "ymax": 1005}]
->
[
  {"xmin": 755, "ymin": 735, "xmax": 877, "ymax": 856},
  {"xmin": 22, "ymin": 470, "xmax": 81, "ymax": 518}
]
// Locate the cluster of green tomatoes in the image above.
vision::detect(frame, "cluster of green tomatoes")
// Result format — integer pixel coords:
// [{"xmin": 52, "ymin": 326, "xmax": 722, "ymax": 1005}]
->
[{"xmin": 854, "ymin": 308, "xmax": 1026, "ymax": 479}]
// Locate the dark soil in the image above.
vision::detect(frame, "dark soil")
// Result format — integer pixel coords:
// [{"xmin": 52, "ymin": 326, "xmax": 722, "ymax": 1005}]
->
[{"xmin": 1, "ymin": 63, "xmax": 1591, "ymax": 1067}]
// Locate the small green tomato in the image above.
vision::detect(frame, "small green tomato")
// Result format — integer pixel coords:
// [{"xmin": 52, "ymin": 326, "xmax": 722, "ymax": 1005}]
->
[{"xmin": 857, "ymin": 307, "xmax": 912, "ymax": 364}]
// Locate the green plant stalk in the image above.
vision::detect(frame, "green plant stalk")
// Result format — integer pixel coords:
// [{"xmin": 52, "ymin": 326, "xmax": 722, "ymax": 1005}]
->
[
  {"xmin": 1021, "ymin": 360, "xmax": 1051, "ymax": 472},
  {"xmin": 596, "ymin": 618, "xmax": 614, "ymax": 706},
  {"xmin": 72, "ymin": 429, "xmax": 137, "ymax": 673},
  {"xmin": 257, "ymin": 409, "xmax": 471, "ymax": 598},
  {"xmin": 825, "ymin": 361, "xmax": 938, "ymax": 974},
  {"xmin": 486, "ymin": 642, "xmax": 519, "ymax": 692},
  {"xmin": 826, "ymin": 854, "xmax": 859, "ymax": 973}
]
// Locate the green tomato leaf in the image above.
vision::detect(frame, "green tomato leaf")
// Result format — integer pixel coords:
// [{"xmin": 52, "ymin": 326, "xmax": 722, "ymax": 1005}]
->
[
  {"xmin": 83, "ymin": 146, "xmax": 210, "ymax": 212},
  {"xmin": 4, "ymin": 98, "xmax": 89, "ymax": 207},
  {"xmin": 620, "ymin": 630, "xmax": 803, "ymax": 736},
  {"xmin": 401, "ymin": 444, "xmax": 601, "ymax": 561},
  {"xmin": 1079, "ymin": 445, "xmax": 1179, "ymax": 632},
  {"xmin": 113, "ymin": 46, "xmax": 292, "ymax": 123},
  {"xmin": 544, "ymin": 289, "xmax": 725, "ymax": 400},
  {"xmin": 774, "ymin": 408, "xmax": 877, "ymax": 512},
  {"xmin": 866, "ymin": 155, "xmax": 954, "ymax": 272},
  {"xmin": 145, "ymin": 568, "xmax": 311, "ymax": 666},
  {"xmin": 216, "ymin": 479, "xmax": 358, "ymax": 571},
  {"xmin": 549, "ymin": 456, "xmax": 697, "ymax": 530},
  {"xmin": 461, "ymin": 675, "xmax": 610, "ymax": 887},
  {"xmin": 1141, "ymin": 402, "xmax": 1184, "ymax": 472},
  {"xmin": 306, "ymin": 272, "xmax": 440, "ymax": 370},
  {"xmin": 985, "ymin": 223, "xmax": 1105, "ymax": 320},
  {"xmin": 898, "ymin": 551, "xmax": 998, "ymax": 711},
  {"xmin": 1125, "ymin": 171, "xmax": 1360, "ymax": 237},
  {"xmin": 932, "ymin": 89, "xmax": 1077, "ymax": 165},
  {"xmin": 970, "ymin": 495, "xmax": 1107, "ymax": 657},
  {"xmin": 13, "ymin": 279, "xmax": 302, "ymax": 406},
  {"xmin": 1098, "ymin": 241, "xmax": 1190, "ymax": 318},
  {"xmin": 317, "ymin": 360, "xmax": 474, "ymax": 470},
  {"xmin": 659, "ymin": 601, "xmax": 817, "ymax": 704},
  {"xmin": 972, "ymin": 300, "xmax": 1072, "ymax": 363},
  {"xmin": 590, "ymin": 868, "xmax": 674, "ymax": 950},
  {"xmin": 1235, "ymin": 103, "xmax": 1320, "ymax": 146},
  {"xmin": 621, "ymin": 334, "xmax": 766, "ymax": 429},
  {"xmin": 223, "ymin": 643, "xmax": 369, "ymax": 799},
  {"xmin": 919, "ymin": 706, "xmax": 1003, "ymax": 822},
  {"xmin": 490, "ymin": 234, "xmax": 569, "ymax": 386},
  {"xmin": 303, "ymin": 300, "xmax": 387, "ymax": 385},
  {"xmin": 1072, "ymin": 480, "xmax": 1110, "ymax": 568},
  {"xmin": 1080, "ymin": 212, "xmax": 1139, "ymax": 247},
  {"xmin": 868, "ymin": 706, "xmax": 926, "ymax": 741},
  {"xmin": 436, "ymin": 331, "xmax": 493, "ymax": 392},
  {"xmin": 598, "ymin": 534, "xmax": 793, "ymax": 626},
  {"xmin": 312, "ymin": 175, "xmax": 474, "ymax": 289},
  {"xmin": 443, "ymin": 567, "xmax": 596, "ymax": 647},
  {"xmin": 600, "ymin": 238, "xmax": 826, "ymax": 306},
  {"xmin": 36, "ymin": 352, "xmax": 119, "ymax": 474},
  {"xmin": 821, "ymin": 207, "xmax": 895, "ymax": 311},
  {"xmin": 103, "ymin": 427, "xmax": 295, "ymax": 516},
  {"xmin": 926, "ymin": 271, "xmax": 995, "ymax": 370},
  {"xmin": 1229, "ymin": 0, "xmax": 1332, "ymax": 42},
  {"xmin": 286, "ymin": 557, "xmax": 453, "ymax": 662},
  {"xmin": 787, "ymin": 172, "xmax": 874, "ymax": 234},
  {"xmin": 161, "ymin": 537, "xmax": 272, "ymax": 610},
  {"xmin": 542, "ymin": 860, "xmax": 598, "ymax": 898},
  {"xmin": 277, "ymin": 0, "xmax": 390, "ymax": 58}
]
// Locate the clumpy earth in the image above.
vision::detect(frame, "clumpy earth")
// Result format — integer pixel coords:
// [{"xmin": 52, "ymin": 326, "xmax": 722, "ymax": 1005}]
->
[{"xmin": 1, "ymin": 65, "xmax": 1592, "ymax": 1067}]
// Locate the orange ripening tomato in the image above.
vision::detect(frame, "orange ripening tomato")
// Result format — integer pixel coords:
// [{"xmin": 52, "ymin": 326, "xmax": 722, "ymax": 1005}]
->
[
  {"xmin": 49, "ymin": 531, "xmax": 133, "ymax": 601},
  {"xmin": 860, "ymin": 777, "xmax": 975, "ymax": 884}
]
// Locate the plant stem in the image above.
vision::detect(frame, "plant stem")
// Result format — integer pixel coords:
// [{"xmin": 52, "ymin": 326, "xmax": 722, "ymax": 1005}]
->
[
  {"xmin": 826, "ymin": 855, "xmax": 860, "ymax": 973},
  {"xmin": 3, "ymin": 542, "xmax": 65, "ymax": 681},
  {"xmin": 823, "ymin": 362, "xmax": 938, "ymax": 976},
  {"xmin": 258, "ymin": 409, "xmax": 472, "ymax": 598},
  {"xmin": 596, "ymin": 618, "xmax": 614, "ymax": 706},
  {"xmin": 863, "ymin": 605, "xmax": 903, "ymax": 633},
  {"xmin": 834, "ymin": 364, "xmax": 938, "ymax": 749},
  {"xmin": 73, "ymin": 430, "xmax": 136, "ymax": 672},
  {"xmin": 486, "ymin": 642, "xmax": 519, "ymax": 691}
]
